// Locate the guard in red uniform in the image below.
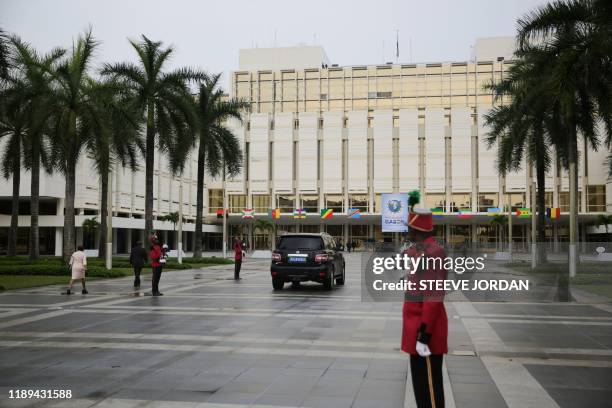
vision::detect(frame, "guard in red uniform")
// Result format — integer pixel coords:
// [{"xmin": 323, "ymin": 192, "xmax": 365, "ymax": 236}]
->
[
  {"xmin": 402, "ymin": 207, "xmax": 448, "ymax": 408},
  {"xmin": 149, "ymin": 234, "xmax": 164, "ymax": 296}
]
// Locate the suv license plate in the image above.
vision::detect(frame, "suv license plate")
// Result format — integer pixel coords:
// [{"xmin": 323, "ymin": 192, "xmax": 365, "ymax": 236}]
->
[{"xmin": 289, "ymin": 257, "xmax": 306, "ymax": 263}]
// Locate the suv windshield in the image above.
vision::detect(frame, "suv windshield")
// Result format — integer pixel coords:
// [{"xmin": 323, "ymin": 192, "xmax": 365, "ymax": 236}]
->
[{"xmin": 278, "ymin": 236, "xmax": 324, "ymax": 250}]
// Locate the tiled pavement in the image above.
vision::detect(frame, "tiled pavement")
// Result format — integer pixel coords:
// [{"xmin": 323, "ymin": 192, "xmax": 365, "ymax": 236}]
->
[{"xmin": 0, "ymin": 254, "xmax": 611, "ymax": 407}]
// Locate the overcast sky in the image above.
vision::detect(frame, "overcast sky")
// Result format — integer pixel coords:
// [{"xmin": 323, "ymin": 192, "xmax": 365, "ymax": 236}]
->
[{"xmin": 2, "ymin": 0, "xmax": 549, "ymax": 89}]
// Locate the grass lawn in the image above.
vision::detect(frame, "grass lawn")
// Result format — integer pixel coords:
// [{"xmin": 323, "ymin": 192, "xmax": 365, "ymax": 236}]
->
[{"xmin": 0, "ymin": 256, "xmax": 233, "ymax": 291}]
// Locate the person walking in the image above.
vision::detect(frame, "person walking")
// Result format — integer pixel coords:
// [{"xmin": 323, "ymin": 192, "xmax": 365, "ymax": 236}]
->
[
  {"xmin": 66, "ymin": 245, "xmax": 88, "ymax": 295},
  {"xmin": 346, "ymin": 241, "xmax": 352, "ymax": 253},
  {"xmin": 129, "ymin": 241, "xmax": 148, "ymax": 288},
  {"xmin": 233, "ymin": 237, "xmax": 243, "ymax": 280},
  {"xmin": 402, "ymin": 207, "xmax": 448, "ymax": 408},
  {"xmin": 149, "ymin": 234, "xmax": 164, "ymax": 296}
]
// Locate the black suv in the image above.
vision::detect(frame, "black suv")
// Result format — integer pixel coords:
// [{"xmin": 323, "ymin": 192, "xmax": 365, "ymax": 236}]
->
[{"xmin": 271, "ymin": 233, "xmax": 345, "ymax": 290}]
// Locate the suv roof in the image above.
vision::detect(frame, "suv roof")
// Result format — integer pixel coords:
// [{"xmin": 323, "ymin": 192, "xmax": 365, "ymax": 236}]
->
[{"xmin": 279, "ymin": 233, "xmax": 328, "ymax": 237}]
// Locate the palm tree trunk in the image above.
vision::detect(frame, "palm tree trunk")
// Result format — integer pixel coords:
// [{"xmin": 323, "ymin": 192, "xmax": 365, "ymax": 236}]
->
[
  {"xmin": 63, "ymin": 163, "xmax": 76, "ymax": 262},
  {"xmin": 144, "ymin": 101, "xmax": 155, "ymax": 236},
  {"xmin": 99, "ymin": 170, "xmax": 108, "ymax": 258},
  {"xmin": 28, "ymin": 142, "xmax": 40, "ymax": 261},
  {"xmin": 568, "ymin": 130, "xmax": 578, "ymax": 277},
  {"xmin": 7, "ymin": 157, "xmax": 20, "ymax": 257},
  {"xmin": 193, "ymin": 143, "xmax": 205, "ymax": 258},
  {"xmin": 536, "ymin": 157, "xmax": 547, "ymax": 264}
]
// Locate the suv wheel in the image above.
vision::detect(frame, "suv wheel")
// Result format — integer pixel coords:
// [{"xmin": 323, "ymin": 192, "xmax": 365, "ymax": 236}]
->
[
  {"xmin": 272, "ymin": 277, "xmax": 284, "ymax": 290},
  {"xmin": 336, "ymin": 263, "xmax": 345, "ymax": 286},
  {"xmin": 323, "ymin": 266, "xmax": 335, "ymax": 290}
]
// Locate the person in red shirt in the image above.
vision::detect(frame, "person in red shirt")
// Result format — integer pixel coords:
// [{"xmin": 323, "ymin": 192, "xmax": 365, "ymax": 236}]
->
[
  {"xmin": 402, "ymin": 207, "xmax": 448, "ymax": 408},
  {"xmin": 149, "ymin": 234, "xmax": 164, "ymax": 296},
  {"xmin": 233, "ymin": 237, "xmax": 243, "ymax": 280}
]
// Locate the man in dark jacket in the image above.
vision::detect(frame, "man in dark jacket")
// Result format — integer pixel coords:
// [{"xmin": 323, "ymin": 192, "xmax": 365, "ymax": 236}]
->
[{"xmin": 129, "ymin": 241, "xmax": 148, "ymax": 288}]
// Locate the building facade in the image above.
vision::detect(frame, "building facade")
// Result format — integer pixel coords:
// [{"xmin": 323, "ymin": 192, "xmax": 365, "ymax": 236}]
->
[
  {"xmin": 202, "ymin": 40, "xmax": 611, "ymax": 250},
  {"xmin": 1, "ymin": 38, "xmax": 610, "ymax": 255}
]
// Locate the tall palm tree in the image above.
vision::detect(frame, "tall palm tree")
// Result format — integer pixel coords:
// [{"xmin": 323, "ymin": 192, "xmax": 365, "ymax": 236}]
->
[
  {"xmin": 47, "ymin": 29, "xmax": 107, "ymax": 262},
  {"xmin": 102, "ymin": 35, "xmax": 205, "ymax": 236},
  {"xmin": 0, "ymin": 37, "xmax": 62, "ymax": 259},
  {"xmin": 192, "ymin": 74, "xmax": 247, "ymax": 257},
  {"xmin": 14, "ymin": 38, "xmax": 63, "ymax": 261},
  {"xmin": 91, "ymin": 79, "xmax": 142, "ymax": 259},
  {"xmin": 484, "ymin": 48, "xmax": 553, "ymax": 264},
  {"xmin": 517, "ymin": 0, "xmax": 612, "ymax": 274}
]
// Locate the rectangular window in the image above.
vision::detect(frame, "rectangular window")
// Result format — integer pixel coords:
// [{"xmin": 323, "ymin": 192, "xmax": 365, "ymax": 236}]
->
[
  {"xmin": 229, "ymin": 195, "xmax": 247, "ymax": 213},
  {"xmin": 478, "ymin": 193, "xmax": 498, "ymax": 212},
  {"xmin": 425, "ymin": 194, "xmax": 446, "ymax": 211},
  {"xmin": 252, "ymin": 195, "xmax": 270, "ymax": 213},
  {"xmin": 349, "ymin": 194, "xmax": 368, "ymax": 212},
  {"xmin": 559, "ymin": 191, "xmax": 582, "ymax": 212},
  {"xmin": 587, "ymin": 185, "xmax": 606, "ymax": 212},
  {"xmin": 325, "ymin": 194, "xmax": 344, "ymax": 213},
  {"xmin": 208, "ymin": 189, "xmax": 223, "ymax": 212},
  {"xmin": 277, "ymin": 195, "xmax": 295, "ymax": 213},
  {"xmin": 507, "ymin": 193, "xmax": 526, "ymax": 212},
  {"xmin": 450, "ymin": 193, "xmax": 471, "ymax": 212},
  {"xmin": 301, "ymin": 195, "xmax": 319, "ymax": 213}
]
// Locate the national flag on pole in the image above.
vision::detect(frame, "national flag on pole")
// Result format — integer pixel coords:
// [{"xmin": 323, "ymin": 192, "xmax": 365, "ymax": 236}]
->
[
  {"xmin": 458, "ymin": 209, "xmax": 473, "ymax": 219},
  {"xmin": 320, "ymin": 208, "xmax": 333, "ymax": 219},
  {"xmin": 216, "ymin": 208, "xmax": 224, "ymax": 219},
  {"xmin": 546, "ymin": 207, "xmax": 560, "ymax": 219},
  {"xmin": 487, "ymin": 207, "xmax": 502, "ymax": 216},
  {"xmin": 516, "ymin": 208, "xmax": 531, "ymax": 218},
  {"xmin": 242, "ymin": 209, "xmax": 254, "ymax": 219},
  {"xmin": 268, "ymin": 209, "xmax": 280, "ymax": 219},
  {"xmin": 431, "ymin": 207, "xmax": 444, "ymax": 219},
  {"xmin": 293, "ymin": 208, "xmax": 306, "ymax": 219},
  {"xmin": 347, "ymin": 208, "xmax": 361, "ymax": 219}
]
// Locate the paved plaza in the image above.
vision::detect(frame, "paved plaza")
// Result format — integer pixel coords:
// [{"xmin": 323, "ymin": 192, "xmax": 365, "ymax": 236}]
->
[{"xmin": 0, "ymin": 254, "xmax": 611, "ymax": 407}]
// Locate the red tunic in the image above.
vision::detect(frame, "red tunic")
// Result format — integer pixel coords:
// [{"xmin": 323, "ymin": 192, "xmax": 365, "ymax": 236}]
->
[
  {"xmin": 401, "ymin": 236, "xmax": 448, "ymax": 355},
  {"xmin": 150, "ymin": 244, "xmax": 162, "ymax": 267},
  {"xmin": 234, "ymin": 242, "xmax": 243, "ymax": 261}
]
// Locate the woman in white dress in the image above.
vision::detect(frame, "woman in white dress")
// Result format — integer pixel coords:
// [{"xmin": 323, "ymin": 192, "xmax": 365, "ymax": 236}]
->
[{"xmin": 66, "ymin": 245, "xmax": 88, "ymax": 295}]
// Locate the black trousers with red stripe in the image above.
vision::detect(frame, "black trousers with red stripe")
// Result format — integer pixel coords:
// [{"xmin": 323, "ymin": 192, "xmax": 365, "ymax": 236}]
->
[{"xmin": 410, "ymin": 354, "xmax": 444, "ymax": 408}]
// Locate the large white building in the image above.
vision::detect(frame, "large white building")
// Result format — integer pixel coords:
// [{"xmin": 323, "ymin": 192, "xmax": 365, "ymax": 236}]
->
[{"xmin": 1, "ymin": 38, "xmax": 610, "ymax": 255}]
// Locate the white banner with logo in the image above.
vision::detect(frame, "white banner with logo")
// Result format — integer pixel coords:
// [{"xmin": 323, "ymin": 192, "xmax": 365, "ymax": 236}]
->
[{"xmin": 381, "ymin": 193, "xmax": 409, "ymax": 232}]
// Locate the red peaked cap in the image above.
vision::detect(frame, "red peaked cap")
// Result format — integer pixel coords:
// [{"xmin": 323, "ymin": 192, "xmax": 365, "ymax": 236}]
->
[{"xmin": 408, "ymin": 207, "xmax": 433, "ymax": 232}]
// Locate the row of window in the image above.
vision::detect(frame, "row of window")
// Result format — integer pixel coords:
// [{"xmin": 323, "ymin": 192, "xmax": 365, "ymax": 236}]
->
[{"xmin": 209, "ymin": 186, "xmax": 607, "ymax": 214}]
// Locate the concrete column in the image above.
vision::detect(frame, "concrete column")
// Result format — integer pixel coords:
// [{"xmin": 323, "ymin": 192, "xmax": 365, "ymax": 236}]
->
[
  {"xmin": 54, "ymin": 227, "xmax": 63, "ymax": 256},
  {"xmin": 344, "ymin": 224, "xmax": 349, "ymax": 249}
]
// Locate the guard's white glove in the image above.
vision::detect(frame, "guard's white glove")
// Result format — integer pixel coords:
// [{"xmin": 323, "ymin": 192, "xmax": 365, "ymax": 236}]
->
[{"xmin": 416, "ymin": 341, "xmax": 431, "ymax": 357}]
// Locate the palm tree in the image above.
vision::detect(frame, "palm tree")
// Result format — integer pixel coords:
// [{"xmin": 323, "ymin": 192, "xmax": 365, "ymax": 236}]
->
[
  {"xmin": 91, "ymin": 79, "xmax": 142, "ymax": 259},
  {"xmin": 596, "ymin": 214, "xmax": 612, "ymax": 243},
  {"xmin": 46, "ymin": 29, "xmax": 108, "ymax": 262},
  {"xmin": 253, "ymin": 218, "xmax": 275, "ymax": 250},
  {"xmin": 192, "ymin": 74, "xmax": 247, "ymax": 257},
  {"xmin": 102, "ymin": 35, "xmax": 205, "ymax": 237},
  {"xmin": 489, "ymin": 214, "xmax": 508, "ymax": 251},
  {"xmin": 484, "ymin": 48, "xmax": 553, "ymax": 264},
  {"xmin": 81, "ymin": 217, "xmax": 99, "ymax": 249},
  {"xmin": 517, "ymin": 0, "xmax": 612, "ymax": 274},
  {"xmin": 0, "ymin": 37, "xmax": 62, "ymax": 259},
  {"xmin": 0, "ymin": 29, "xmax": 9, "ymax": 81}
]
